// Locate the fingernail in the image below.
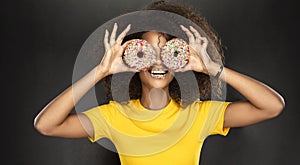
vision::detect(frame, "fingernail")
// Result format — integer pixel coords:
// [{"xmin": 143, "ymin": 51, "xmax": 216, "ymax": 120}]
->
[
  {"xmin": 105, "ymin": 29, "xmax": 108, "ymax": 34},
  {"xmin": 127, "ymin": 24, "xmax": 131, "ymax": 28}
]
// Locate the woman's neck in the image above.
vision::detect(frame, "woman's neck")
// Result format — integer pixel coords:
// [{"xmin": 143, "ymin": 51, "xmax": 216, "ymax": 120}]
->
[{"xmin": 140, "ymin": 87, "xmax": 170, "ymax": 110}]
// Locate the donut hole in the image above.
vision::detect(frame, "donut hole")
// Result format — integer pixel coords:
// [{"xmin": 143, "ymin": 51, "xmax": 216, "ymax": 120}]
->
[
  {"xmin": 173, "ymin": 50, "xmax": 179, "ymax": 57},
  {"xmin": 137, "ymin": 51, "xmax": 144, "ymax": 58}
]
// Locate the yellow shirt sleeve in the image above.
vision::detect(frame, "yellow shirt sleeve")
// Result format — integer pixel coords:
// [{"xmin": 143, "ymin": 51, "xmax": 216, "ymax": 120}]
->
[
  {"xmin": 209, "ymin": 101, "xmax": 231, "ymax": 136},
  {"xmin": 198, "ymin": 101, "xmax": 231, "ymax": 140},
  {"xmin": 81, "ymin": 105, "xmax": 111, "ymax": 142}
]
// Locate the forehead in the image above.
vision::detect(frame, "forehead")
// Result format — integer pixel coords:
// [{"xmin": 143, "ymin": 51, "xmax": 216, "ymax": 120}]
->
[{"xmin": 141, "ymin": 31, "xmax": 168, "ymax": 44}]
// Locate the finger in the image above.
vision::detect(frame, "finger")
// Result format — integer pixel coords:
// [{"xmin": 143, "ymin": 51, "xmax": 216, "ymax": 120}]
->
[
  {"xmin": 180, "ymin": 25, "xmax": 195, "ymax": 43},
  {"xmin": 104, "ymin": 29, "xmax": 109, "ymax": 51},
  {"xmin": 189, "ymin": 26, "xmax": 202, "ymax": 44},
  {"xmin": 174, "ymin": 62, "xmax": 191, "ymax": 72},
  {"xmin": 121, "ymin": 40, "xmax": 133, "ymax": 49},
  {"xmin": 110, "ymin": 23, "xmax": 118, "ymax": 45},
  {"xmin": 201, "ymin": 37, "xmax": 208, "ymax": 48},
  {"xmin": 175, "ymin": 65, "xmax": 190, "ymax": 72},
  {"xmin": 109, "ymin": 40, "xmax": 132, "ymax": 58},
  {"xmin": 116, "ymin": 24, "xmax": 131, "ymax": 44},
  {"xmin": 127, "ymin": 67, "xmax": 139, "ymax": 73},
  {"xmin": 188, "ymin": 45, "xmax": 199, "ymax": 56},
  {"xmin": 175, "ymin": 68, "xmax": 184, "ymax": 72}
]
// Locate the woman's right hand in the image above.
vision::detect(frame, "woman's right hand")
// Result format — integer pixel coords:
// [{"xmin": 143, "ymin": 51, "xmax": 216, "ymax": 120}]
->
[{"xmin": 97, "ymin": 23, "xmax": 137, "ymax": 77}]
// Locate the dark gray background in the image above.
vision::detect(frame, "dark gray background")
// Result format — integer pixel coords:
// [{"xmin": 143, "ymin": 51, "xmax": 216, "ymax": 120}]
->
[{"xmin": 4, "ymin": 0, "xmax": 299, "ymax": 164}]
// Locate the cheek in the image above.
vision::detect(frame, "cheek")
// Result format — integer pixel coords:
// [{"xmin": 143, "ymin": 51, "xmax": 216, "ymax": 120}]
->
[
  {"xmin": 138, "ymin": 71, "xmax": 148, "ymax": 82},
  {"xmin": 166, "ymin": 74, "xmax": 175, "ymax": 83}
]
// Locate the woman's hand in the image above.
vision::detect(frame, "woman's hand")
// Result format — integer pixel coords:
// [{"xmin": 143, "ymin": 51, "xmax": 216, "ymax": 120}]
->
[
  {"xmin": 97, "ymin": 23, "xmax": 137, "ymax": 76},
  {"xmin": 177, "ymin": 25, "xmax": 215, "ymax": 75},
  {"xmin": 178, "ymin": 27, "xmax": 284, "ymax": 128}
]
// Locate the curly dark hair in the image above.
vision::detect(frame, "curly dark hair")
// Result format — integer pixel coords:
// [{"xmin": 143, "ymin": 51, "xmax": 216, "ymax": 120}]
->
[{"xmin": 101, "ymin": 0, "xmax": 226, "ymax": 104}]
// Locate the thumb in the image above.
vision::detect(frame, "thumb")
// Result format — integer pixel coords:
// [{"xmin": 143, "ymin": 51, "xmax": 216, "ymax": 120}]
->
[{"xmin": 121, "ymin": 40, "xmax": 133, "ymax": 49}]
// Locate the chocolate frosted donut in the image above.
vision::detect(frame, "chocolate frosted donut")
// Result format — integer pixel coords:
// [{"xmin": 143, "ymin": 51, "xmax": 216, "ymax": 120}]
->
[
  {"xmin": 123, "ymin": 39, "xmax": 157, "ymax": 70},
  {"xmin": 161, "ymin": 38, "xmax": 190, "ymax": 70}
]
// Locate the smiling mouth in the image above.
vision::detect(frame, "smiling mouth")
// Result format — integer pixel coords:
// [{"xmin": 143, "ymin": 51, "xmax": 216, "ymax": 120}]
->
[{"xmin": 148, "ymin": 69, "xmax": 169, "ymax": 79}]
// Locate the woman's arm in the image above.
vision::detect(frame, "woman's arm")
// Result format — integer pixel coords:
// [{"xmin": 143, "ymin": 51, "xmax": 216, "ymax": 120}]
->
[
  {"xmin": 34, "ymin": 67, "xmax": 106, "ymax": 138},
  {"xmin": 34, "ymin": 23, "xmax": 134, "ymax": 138},
  {"xmin": 180, "ymin": 25, "xmax": 285, "ymax": 128},
  {"xmin": 209, "ymin": 63, "xmax": 285, "ymax": 128}
]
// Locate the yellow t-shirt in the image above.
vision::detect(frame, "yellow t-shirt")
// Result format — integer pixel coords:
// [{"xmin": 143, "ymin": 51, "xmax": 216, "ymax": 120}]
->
[{"xmin": 82, "ymin": 98, "xmax": 230, "ymax": 165}]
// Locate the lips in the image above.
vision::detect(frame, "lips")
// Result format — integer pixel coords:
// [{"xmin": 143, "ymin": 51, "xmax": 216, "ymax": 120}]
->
[{"xmin": 148, "ymin": 68, "xmax": 169, "ymax": 79}]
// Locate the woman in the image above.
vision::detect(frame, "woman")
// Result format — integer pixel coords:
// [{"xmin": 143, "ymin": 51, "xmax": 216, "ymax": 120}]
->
[{"xmin": 34, "ymin": 1, "xmax": 285, "ymax": 164}]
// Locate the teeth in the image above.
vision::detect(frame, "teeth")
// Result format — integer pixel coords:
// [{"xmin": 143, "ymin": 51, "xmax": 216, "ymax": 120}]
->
[
  {"xmin": 151, "ymin": 74, "xmax": 166, "ymax": 79},
  {"xmin": 151, "ymin": 70, "xmax": 167, "ymax": 74},
  {"xmin": 148, "ymin": 69, "xmax": 168, "ymax": 79}
]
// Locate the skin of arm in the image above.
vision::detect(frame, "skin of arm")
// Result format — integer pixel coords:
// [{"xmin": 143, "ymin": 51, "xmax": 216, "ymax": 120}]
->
[
  {"xmin": 179, "ymin": 25, "xmax": 285, "ymax": 128},
  {"xmin": 210, "ymin": 63, "xmax": 285, "ymax": 128},
  {"xmin": 33, "ymin": 67, "xmax": 106, "ymax": 138},
  {"xmin": 34, "ymin": 23, "xmax": 134, "ymax": 138}
]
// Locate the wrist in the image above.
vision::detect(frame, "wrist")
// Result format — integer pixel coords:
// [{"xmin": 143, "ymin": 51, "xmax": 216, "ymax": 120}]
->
[
  {"xmin": 206, "ymin": 62, "xmax": 221, "ymax": 76},
  {"xmin": 94, "ymin": 65, "xmax": 109, "ymax": 81},
  {"xmin": 214, "ymin": 65, "xmax": 224, "ymax": 79}
]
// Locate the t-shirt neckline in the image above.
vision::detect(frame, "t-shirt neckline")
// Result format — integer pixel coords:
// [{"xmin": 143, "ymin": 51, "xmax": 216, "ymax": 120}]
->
[{"xmin": 135, "ymin": 98, "xmax": 176, "ymax": 112}]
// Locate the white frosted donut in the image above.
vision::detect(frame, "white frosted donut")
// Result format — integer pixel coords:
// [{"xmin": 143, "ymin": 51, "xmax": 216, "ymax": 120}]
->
[
  {"xmin": 160, "ymin": 38, "xmax": 190, "ymax": 70},
  {"xmin": 123, "ymin": 39, "xmax": 157, "ymax": 70}
]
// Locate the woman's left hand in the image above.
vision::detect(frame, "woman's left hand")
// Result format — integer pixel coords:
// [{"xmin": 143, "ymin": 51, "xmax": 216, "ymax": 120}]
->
[{"xmin": 176, "ymin": 25, "xmax": 213, "ymax": 74}]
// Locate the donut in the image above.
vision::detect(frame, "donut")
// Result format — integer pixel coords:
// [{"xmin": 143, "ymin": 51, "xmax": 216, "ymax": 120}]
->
[
  {"xmin": 160, "ymin": 38, "xmax": 190, "ymax": 70},
  {"xmin": 123, "ymin": 39, "xmax": 157, "ymax": 70}
]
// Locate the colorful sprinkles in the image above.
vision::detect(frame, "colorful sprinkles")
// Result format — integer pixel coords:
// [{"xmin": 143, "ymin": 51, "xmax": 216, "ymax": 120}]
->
[
  {"xmin": 123, "ymin": 39, "xmax": 157, "ymax": 70},
  {"xmin": 161, "ymin": 38, "xmax": 190, "ymax": 70}
]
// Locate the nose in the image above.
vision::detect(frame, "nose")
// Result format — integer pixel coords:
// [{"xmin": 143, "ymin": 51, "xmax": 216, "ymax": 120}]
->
[
  {"xmin": 155, "ymin": 53, "xmax": 163, "ymax": 65},
  {"xmin": 154, "ymin": 47, "xmax": 163, "ymax": 65}
]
